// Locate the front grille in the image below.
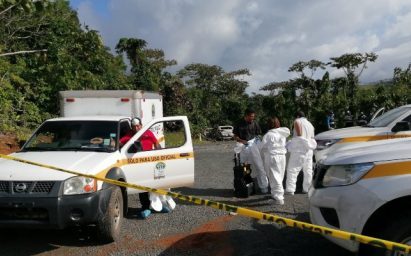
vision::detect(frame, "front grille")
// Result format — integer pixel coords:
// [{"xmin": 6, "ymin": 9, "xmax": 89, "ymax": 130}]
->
[
  {"xmin": 0, "ymin": 181, "xmax": 9, "ymax": 193},
  {"xmin": 32, "ymin": 182, "xmax": 55, "ymax": 193},
  {"xmin": 0, "ymin": 181, "xmax": 55, "ymax": 194},
  {"xmin": 313, "ymin": 164, "xmax": 328, "ymax": 189}
]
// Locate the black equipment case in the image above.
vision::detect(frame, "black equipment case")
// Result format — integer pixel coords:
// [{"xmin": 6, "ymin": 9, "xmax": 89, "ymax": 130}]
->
[{"xmin": 233, "ymin": 153, "xmax": 255, "ymax": 198}]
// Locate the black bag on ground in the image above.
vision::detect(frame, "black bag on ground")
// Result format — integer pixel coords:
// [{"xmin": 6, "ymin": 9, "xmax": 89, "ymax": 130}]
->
[{"xmin": 233, "ymin": 153, "xmax": 255, "ymax": 198}]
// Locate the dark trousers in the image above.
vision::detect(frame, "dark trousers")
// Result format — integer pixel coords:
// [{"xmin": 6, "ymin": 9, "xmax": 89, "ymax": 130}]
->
[{"xmin": 139, "ymin": 192, "xmax": 150, "ymax": 210}]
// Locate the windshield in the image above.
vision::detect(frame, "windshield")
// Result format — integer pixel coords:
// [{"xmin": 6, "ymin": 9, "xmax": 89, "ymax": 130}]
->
[
  {"xmin": 368, "ymin": 107, "xmax": 411, "ymax": 127},
  {"xmin": 23, "ymin": 120, "xmax": 118, "ymax": 152}
]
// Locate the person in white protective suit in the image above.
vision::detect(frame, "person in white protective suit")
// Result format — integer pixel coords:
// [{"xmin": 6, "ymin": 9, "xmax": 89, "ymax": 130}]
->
[
  {"xmin": 233, "ymin": 108, "xmax": 268, "ymax": 193},
  {"xmin": 260, "ymin": 117, "xmax": 290, "ymax": 205},
  {"xmin": 285, "ymin": 111, "xmax": 316, "ymax": 195}
]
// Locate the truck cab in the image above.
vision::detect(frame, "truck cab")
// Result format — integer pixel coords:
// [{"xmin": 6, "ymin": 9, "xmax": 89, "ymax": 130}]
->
[
  {"xmin": 0, "ymin": 115, "xmax": 194, "ymax": 242},
  {"xmin": 309, "ymin": 137, "xmax": 411, "ymax": 255},
  {"xmin": 315, "ymin": 105, "xmax": 411, "ymax": 162}
]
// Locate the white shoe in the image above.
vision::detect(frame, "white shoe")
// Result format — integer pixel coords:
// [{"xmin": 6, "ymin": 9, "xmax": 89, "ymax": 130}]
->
[
  {"xmin": 285, "ymin": 191, "xmax": 294, "ymax": 195},
  {"xmin": 270, "ymin": 198, "xmax": 284, "ymax": 205}
]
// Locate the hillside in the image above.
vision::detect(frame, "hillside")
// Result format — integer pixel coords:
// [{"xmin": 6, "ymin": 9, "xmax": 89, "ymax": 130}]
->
[{"xmin": 0, "ymin": 134, "xmax": 19, "ymax": 154}]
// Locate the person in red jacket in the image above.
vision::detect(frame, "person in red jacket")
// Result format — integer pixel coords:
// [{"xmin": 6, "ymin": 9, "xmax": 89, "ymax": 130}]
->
[
  {"xmin": 119, "ymin": 118, "xmax": 160, "ymax": 150},
  {"xmin": 120, "ymin": 117, "xmax": 161, "ymax": 218}
]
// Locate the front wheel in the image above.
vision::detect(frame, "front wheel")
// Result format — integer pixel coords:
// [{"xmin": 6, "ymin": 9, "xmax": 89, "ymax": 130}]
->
[
  {"xmin": 359, "ymin": 215, "xmax": 411, "ymax": 256},
  {"xmin": 96, "ymin": 186, "xmax": 123, "ymax": 243}
]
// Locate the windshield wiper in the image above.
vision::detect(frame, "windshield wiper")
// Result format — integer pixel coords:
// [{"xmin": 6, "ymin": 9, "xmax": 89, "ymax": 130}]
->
[
  {"xmin": 21, "ymin": 147, "xmax": 59, "ymax": 152},
  {"xmin": 77, "ymin": 147, "xmax": 114, "ymax": 152},
  {"xmin": 58, "ymin": 147, "xmax": 84, "ymax": 151},
  {"xmin": 22, "ymin": 147, "xmax": 114, "ymax": 153}
]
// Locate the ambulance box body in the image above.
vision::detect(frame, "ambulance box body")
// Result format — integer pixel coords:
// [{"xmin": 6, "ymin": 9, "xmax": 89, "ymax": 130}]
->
[
  {"xmin": 309, "ymin": 137, "xmax": 411, "ymax": 255},
  {"xmin": 315, "ymin": 104, "xmax": 411, "ymax": 162},
  {"xmin": 60, "ymin": 90, "xmax": 163, "ymax": 125}
]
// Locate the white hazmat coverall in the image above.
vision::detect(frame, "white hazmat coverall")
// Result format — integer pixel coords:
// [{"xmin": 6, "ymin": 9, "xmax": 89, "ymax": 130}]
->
[
  {"xmin": 234, "ymin": 138, "xmax": 268, "ymax": 192},
  {"xmin": 261, "ymin": 127, "xmax": 290, "ymax": 201},
  {"xmin": 285, "ymin": 118, "xmax": 316, "ymax": 194}
]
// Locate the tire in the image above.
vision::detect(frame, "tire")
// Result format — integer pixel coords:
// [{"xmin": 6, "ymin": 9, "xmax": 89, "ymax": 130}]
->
[
  {"xmin": 97, "ymin": 186, "xmax": 123, "ymax": 243},
  {"xmin": 359, "ymin": 215, "xmax": 411, "ymax": 256}
]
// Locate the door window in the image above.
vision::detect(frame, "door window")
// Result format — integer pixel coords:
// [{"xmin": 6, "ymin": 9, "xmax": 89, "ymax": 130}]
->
[{"xmin": 127, "ymin": 120, "xmax": 187, "ymax": 153}]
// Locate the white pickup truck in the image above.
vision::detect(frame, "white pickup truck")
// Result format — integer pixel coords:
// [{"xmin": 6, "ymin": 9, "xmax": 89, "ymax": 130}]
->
[
  {"xmin": 0, "ymin": 115, "xmax": 194, "ymax": 242},
  {"xmin": 315, "ymin": 104, "xmax": 411, "ymax": 162},
  {"xmin": 309, "ymin": 137, "xmax": 411, "ymax": 255}
]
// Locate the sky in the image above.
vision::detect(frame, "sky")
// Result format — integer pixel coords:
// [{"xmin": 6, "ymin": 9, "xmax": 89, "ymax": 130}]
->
[{"xmin": 69, "ymin": 0, "xmax": 411, "ymax": 94}]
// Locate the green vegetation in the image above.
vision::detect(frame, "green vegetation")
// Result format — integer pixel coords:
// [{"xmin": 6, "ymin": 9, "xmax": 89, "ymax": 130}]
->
[
  {"xmin": 163, "ymin": 131, "xmax": 185, "ymax": 148},
  {"xmin": 1, "ymin": 0, "xmax": 411, "ymax": 139}
]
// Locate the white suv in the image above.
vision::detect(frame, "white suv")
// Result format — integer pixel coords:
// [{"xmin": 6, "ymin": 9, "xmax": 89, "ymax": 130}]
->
[
  {"xmin": 315, "ymin": 104, "xmax": 411, "ymax": 162},
  {"xmin": 309, "ymin": 137, "xmax": 411, "ymax": 255}
]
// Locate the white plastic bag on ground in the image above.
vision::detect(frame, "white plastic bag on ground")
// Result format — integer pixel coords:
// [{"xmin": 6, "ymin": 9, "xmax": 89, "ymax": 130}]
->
[
  {"xmin": 149, "ymin": 193, "xmax": 163, "ymax": 212},
  {"xmin": 160, "ymin": 194, "xmax": 176, "ymax": 210},
  {"xmin": 149, "ymin": 192, "xmax": 176, "ymax": 212}
]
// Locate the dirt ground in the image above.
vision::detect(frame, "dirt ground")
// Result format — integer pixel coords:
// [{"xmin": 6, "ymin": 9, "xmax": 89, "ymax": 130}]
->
[{"xmin": 0, "ymin": 133, "xmax": 20, "ymax": 154}]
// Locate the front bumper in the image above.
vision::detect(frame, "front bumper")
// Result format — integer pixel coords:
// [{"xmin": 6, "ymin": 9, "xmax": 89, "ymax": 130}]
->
[
  {"xmin": 0, "ymin": 182, "xmax": 112, "ymax": 229},
  {"xmin": 309, "ymin": 183, "xmax": 382, "ymax": 253}
]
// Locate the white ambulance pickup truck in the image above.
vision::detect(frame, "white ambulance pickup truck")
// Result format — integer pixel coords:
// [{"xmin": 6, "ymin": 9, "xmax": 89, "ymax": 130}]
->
[
  {"xmin": 0, "ymin": 91, "xmax": 194, "ymax": 243},
  {"xmin": 315, "ymin": 104, "xmax": 411, "ymax": 162},
  {"xmin": 309, "ymin": 137, "xmax": 411, "ymax": 255}
]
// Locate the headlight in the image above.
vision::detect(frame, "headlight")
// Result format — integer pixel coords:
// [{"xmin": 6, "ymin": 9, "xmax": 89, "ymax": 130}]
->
[
  {"xmin": 63, "ymin": 176, "xmax": 97, "ymax": 195},
  {"xmin": 322, "ymin": 163, "xmax": 374, "ymax": 187},
  {"xmin": 316, "ymin": 139, "xmax": 341, "ymax": 150}
]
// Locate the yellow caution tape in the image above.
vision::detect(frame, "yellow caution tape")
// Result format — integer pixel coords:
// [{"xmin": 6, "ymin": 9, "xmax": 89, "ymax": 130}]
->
[{"xmin": 0, "ymin": 153, "xmax": 410, "ymax": 253}]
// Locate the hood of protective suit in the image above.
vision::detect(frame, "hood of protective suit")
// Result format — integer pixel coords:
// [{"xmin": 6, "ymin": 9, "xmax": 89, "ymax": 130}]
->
[{"xmin": 270, "ymin": 127, "xmax": 290, "ymax": 138}]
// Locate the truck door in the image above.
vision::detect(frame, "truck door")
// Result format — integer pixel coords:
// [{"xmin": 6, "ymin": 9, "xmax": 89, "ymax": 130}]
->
[{"xmin": 120, "ymin": 116, "xmax": 194, "ymax": 193}]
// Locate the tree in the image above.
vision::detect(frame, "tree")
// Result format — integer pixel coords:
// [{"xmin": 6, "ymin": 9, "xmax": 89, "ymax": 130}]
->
[
  {"xmin": 0, "ymin": 0, "xmax": 128, "ymax": 132},
  {"xmin": 115, "ymin": 38, "xmax": 176, "ymax": 91},
  {"xmin": 330, "ymin": 53, "xmax": 378, "ymax": 80},
  {"xmin": 288, "ymin": 59, "xmax": 327, "ymax": 79},
  {"xmin": 330, "ymin": 52, "xmax": 378, "ymax": 111},
  {"xmin": 393, "ymin": 63, "xmax": 411, "ymax": 87},
  {"xmin": 0, "ymin": 0, "xmax": 49, "ymax": 57},
  {"xmin": 177, "ymin": 63, "xmax": 250, "ymax": 133},
  {"xmin": 160, "ymin": 74, "xmax": 190, "ymax": 117}
]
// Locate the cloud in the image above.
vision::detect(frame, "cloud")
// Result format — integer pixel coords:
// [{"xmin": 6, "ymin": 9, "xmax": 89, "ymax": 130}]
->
[{"xmin": 71, "ymin": 0, "xmax": 411, "ymax": 93}]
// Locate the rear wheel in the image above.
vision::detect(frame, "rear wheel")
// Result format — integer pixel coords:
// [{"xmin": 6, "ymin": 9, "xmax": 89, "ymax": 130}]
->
[
  {"xmin": 359, "ymin": 215, "xmax": 411, "ymax": 256},
  {"xmin": 96, "ymin": 186, "xmax": 123, "ymax": 243}
]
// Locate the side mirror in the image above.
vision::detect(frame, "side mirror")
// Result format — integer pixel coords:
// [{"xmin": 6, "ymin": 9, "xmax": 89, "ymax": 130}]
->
[
  {"xmin": 392, "ymin": 121, "xmax": 410, "ymax": 132},
  {"xmin": 127, "ymin": 141, "xmax": 142, "ymax": 153}
]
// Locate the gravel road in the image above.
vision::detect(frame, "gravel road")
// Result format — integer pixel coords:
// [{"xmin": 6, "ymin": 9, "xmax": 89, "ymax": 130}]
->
[{"xmin": 0, "ymin": 142, "xmax": 354, "ymax": 256}]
